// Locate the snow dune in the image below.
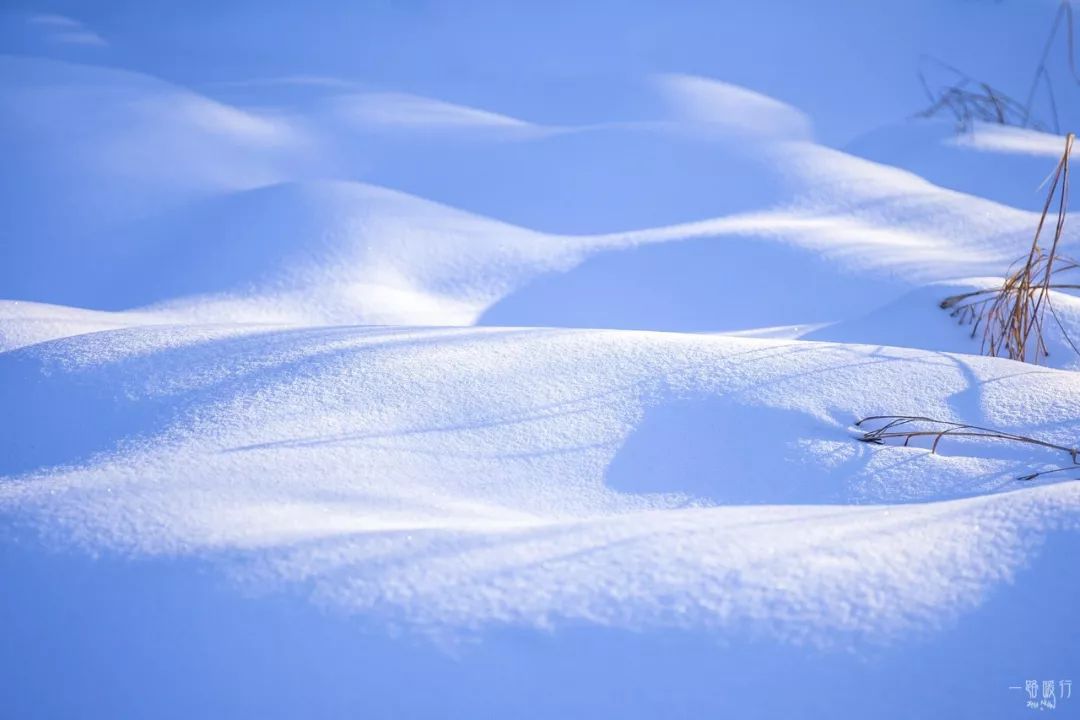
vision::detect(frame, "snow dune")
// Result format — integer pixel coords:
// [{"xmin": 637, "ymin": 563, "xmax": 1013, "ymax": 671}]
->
[
  {"xmin": 5, "ymin": 324, "xmax": 1080, "ymax": 642},
  {"xmin": 2, "ymin": 39, "xmax": 1079, "ymax": 718}
]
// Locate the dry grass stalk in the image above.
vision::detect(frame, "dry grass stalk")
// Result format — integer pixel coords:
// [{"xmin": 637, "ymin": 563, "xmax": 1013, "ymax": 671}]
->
[
  {"xmin": 1025, "ymin": 0, "xmax": 1080, "ymax": 134},
  {"xmin": 855, "ymin": 415, "xmax": 1080, "ymax": 481},
  {"xmin": 918, "ymin": 1, "xmax": 1080, "ymax": 132},
  {"xmin": 917, "ymin": 57, "xmax": 1034, "ymax": 130},
  {"xmin": 941, "ymin": 132, "xmax": 1080, "ymax": 364}
]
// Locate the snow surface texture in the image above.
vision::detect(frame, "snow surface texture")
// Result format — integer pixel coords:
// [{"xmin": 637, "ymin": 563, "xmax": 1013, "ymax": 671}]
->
[
  {"xmin": 7, "ymin": 325, "xmax": 1080, "ymax": 642},
  {"xmin": 2, "ymin": 3, "xmax": 1080, "ymax": 717}
]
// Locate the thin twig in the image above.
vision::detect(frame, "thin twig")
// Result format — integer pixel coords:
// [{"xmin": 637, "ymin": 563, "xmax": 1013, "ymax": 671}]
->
[{"xmin": 855, "ymin": 415, "xmax": 1080, "ymax": 481}]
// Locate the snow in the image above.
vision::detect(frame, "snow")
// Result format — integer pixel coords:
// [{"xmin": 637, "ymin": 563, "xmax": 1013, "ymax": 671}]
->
[
  {"xmin": 6, "ymin": 327, "xmax": 1079, "ymax": 638},
  {"xmin": 2, "ymin": 2, "xmax": 1079, "ymax": 717}
]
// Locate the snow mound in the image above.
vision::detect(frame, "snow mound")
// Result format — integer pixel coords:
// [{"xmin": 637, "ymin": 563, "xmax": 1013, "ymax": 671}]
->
[
  {"xmin": 8, "ymin": 58, "xmax": 1075, "ymax": 340},
  {"xmin": 8, "ymin": 128, "xmax": 1070, "ymax": 335},
  {"xmin": 3, "ymin": 44, "xmax": 1080, "ymax": 712},
  {"xmin": 0, "ymin": 55, "xmax": 312, "ymax": 307},
  {"xmin": 654, "ymin": 73, "xmax": 814, "ymax": 140},
  {"xmin": 0, "ymin": 54, "xmax": 304, "ymax": 216},
  {"xmin": 4, "ymin": 325, "xmax": 1080, "ymax": 642},
  {"xmin": 482, "ymin": 141, "xmax": 1070, "ymax": 331},
  {"xmin": 325, "ymin": 91, "xmax": 548, "ymax": 135},
  {"xmin": 847, "ymin": 119, "xmax": 1070, "ymax": 211},
  {"xmin": 100, "ymin": 180, "xmax": 574, "ymax": 324}
]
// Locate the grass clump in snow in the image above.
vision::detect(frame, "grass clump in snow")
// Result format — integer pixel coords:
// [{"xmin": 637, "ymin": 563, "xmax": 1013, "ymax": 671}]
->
[
  {"xmin": 941, "ymin": 132, "xmax": 1080, "ymax": 364},
  {"xmin": 856, "ymin": 415, "xmax": 1080, "ymax": 482},
  {"xmin": 916, "ymin": 57, "xmax": 1034, "ymax": 130},
  {"xmin": 917, "ymin": 1, "xmax": 1079, "ymax": 133}
]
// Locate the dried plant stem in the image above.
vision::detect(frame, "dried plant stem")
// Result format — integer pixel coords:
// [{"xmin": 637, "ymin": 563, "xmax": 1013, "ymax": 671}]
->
[
  {"xmin": 855, "ymin": 415, "xmax": 1080, "ymax": 481},
  {"xmin": 919, "ymin": 1, "xmax": 1080, "ymax": 132},
  {"xmin": 941, "ymin": 133, "xmax": 1079, "ymax": 364},
  {"xmin": 1025, "ymin": 0, "xmax": 1080, "ymax": 134},
  {"xmin": 916, "ymin": 57, "xmax": 1034, "ymax": 129}
]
